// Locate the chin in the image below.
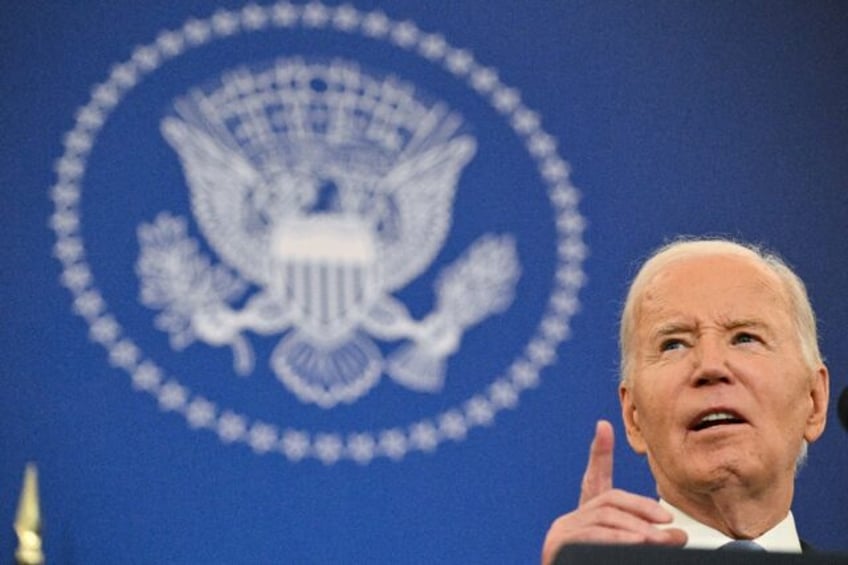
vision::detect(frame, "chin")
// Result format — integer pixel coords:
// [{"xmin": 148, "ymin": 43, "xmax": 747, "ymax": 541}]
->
[{"xmin": 682, "ymin": 458, "xmax": 750, "ymax": 492}]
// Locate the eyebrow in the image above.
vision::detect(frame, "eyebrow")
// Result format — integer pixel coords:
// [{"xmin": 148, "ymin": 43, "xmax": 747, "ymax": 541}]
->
[
  {"xmin": 722, "ymin": 318, "xmax": 771, "ymax": 332},
  {"xmin": 651, "ymin": 322, "xmax": 693, "ymax": 341},
  {"xmin": 651, "ymin": 318, "xmax": 771, "ymax": 341}
]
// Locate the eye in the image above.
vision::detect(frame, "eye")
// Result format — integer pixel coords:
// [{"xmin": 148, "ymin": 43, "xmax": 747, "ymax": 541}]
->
[
  {"xmin": 732, "ymin": 332, "xmax": 760, "ymax": 345},
  {"xmin": 660, "ymin": 338, "xmax": 686, "ymax": 352}
]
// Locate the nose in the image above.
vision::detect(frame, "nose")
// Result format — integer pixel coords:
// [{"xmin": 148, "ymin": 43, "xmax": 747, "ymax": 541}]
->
[{"xmin": 691, "ymin": 336, "xmax": 732, "ymax": 386}]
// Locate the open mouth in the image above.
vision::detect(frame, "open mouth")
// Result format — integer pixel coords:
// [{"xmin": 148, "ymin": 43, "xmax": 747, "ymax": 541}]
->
[{"xmin": 690, "ymin": 410, "xmax": 747, "ymax": 432}]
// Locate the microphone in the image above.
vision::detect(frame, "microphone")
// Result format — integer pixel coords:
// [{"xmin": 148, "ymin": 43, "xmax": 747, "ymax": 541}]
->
[{"xmin": 839, "ymin": 386, "xmax": 848, "ymax": 432}]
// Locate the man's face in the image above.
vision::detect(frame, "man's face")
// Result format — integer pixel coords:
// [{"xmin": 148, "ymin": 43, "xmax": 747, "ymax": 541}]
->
[{"xmin": 619, "ymin": 253, "xmax": 828, "ymax": 501}]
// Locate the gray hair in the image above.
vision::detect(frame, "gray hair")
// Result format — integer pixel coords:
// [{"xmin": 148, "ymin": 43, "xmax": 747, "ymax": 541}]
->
[{"xmin": 618, "ymin": 237, "xmax": 822, "ymax": 385}]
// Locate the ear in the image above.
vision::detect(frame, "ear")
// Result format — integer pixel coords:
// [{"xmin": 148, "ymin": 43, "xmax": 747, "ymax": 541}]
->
[
  {"xmin": 803, "ymin": 363, "xmax": 829, "ymax": 443},
  {"xmin": 619, "ymin": 382, "xmax": 648, "ymax": 454}
]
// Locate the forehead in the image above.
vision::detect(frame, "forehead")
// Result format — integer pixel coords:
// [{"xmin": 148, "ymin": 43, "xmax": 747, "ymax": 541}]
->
[{"xmin": 636, "ymin": 253, "xmax": 791, "ymax": 328}]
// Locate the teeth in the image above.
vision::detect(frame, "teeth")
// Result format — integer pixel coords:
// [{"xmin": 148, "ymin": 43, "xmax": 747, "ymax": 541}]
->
[{"xmin": 700, "ymin": 412, "xmax": 736, "ymax": 423}]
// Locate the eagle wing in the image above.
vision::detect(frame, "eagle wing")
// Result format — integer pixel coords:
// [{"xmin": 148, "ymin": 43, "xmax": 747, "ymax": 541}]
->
[
  {"xmin": 161, "ymin": 116, "xmax": 274, "ymax": 286},
  {"xmin": 375, "ymin": 135, "xmax": 477, "ymax": 291}
]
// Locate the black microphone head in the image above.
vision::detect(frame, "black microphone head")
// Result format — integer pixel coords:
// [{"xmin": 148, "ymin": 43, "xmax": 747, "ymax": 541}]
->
[{"xmin": 839, "ymin": 386, "xmax": 848, "ymax": 432}]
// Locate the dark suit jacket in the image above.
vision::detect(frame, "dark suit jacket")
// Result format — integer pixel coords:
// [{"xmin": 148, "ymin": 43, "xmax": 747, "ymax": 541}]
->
[
  {"xmin": 800, "ymin": 539, "xmax": 814, "ymax": 553},
  {"xmin": 554, "ymin": 543, "xmax": 848, "ymax": 564}
]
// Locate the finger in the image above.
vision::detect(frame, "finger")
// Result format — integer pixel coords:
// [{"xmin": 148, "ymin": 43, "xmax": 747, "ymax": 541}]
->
[
  {"xmin": 576, "ymin": 503, "xmax": 680, "ymax": 545},
  {"xmin": 572, "ymin": 526, "xmax": 686, "ymax": 547},
  {"xmin": 542, "ymin": 524, "xmax": 685, "ymax": 565},
  {"xmin": 655, "ymin": 527, "xmax": 688, "ymax": 547},
  {"xmin": 585, "ymin": 489, "xmax": 674, "ymax": 524},
  {"xmin": 558, "ymin": 526, "xmax": 653, "ymax": 546},
  {"xmin": 541, "ymin": 498, "xmax": 686, "ymax": 565},
  {"xmin": 542, "ymin": 523, "xmax": 648, "ymax": 565},
  {"xmin": 579, "ymin": 420, "xmax": 614, "ymax": 505}
]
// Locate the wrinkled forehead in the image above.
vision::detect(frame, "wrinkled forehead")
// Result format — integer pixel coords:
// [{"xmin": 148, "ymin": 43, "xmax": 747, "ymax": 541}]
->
[{"xmin": 634, "ymin": 253, "xmax": 793, "ymax": 330}]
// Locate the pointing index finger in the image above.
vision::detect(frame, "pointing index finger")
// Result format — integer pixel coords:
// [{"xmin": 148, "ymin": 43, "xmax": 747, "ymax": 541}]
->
[{"xmin": 579, "ymin": 420, "xmax": 614, "ymax": 505}]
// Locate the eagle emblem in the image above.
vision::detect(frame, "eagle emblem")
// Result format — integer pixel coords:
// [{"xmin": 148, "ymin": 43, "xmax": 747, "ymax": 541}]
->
[{"xmin": 136, "ymin": 57, "xmax": 520, "ymax": 408}]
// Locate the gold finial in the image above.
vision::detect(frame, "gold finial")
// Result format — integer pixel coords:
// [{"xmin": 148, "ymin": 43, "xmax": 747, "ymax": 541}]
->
[{"xmin": 14, "ymin": 463, "xmax": 44, "ymax": 565}]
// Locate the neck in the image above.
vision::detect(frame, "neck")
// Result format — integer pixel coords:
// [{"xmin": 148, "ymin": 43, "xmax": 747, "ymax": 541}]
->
[{"xmin": 658, "ymin": 477, "xmax": 794, "ymax": 539}]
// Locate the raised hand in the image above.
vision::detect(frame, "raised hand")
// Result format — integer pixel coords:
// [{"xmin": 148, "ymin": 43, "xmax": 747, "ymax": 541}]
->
[{"xmin": 540, "ymin": 420, "xmax": 687, "ymax": 565}]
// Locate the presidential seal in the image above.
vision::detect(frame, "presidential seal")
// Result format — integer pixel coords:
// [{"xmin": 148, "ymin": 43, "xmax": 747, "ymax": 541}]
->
[{"xmin": 50, "ymin": 2, "xmax": 586, "ymax": 464}]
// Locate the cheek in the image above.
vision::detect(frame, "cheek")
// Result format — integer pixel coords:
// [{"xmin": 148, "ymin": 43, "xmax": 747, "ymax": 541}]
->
[
  {"xmin": 750, "ymin": 365, "xmax": 814, "ymax": 437},
  {"xmin": 633, "ymin": 372, "xmax": 689, "ymax": 443},
  {"xmin": 773, "ymin": 385, "xmax": 812, "ymax": 431},
  {"xmin": 634, "ymin": 365, "xmax": 677, "ymax": 404},
  {"xmin": 632, "ymin": 387, "xmax": 671, "ymax": 434}
]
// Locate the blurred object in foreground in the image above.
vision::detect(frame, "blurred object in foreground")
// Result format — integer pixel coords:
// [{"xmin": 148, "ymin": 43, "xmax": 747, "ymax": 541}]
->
[{"xmin": 14, "ymin": 463, "xmax": 44, "ymax": 565}]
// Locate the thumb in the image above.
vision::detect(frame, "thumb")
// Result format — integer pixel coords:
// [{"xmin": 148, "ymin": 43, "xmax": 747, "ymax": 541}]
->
[{"xmin": 579, "ymin": 419, "xmax": 614, "ymax": 505}]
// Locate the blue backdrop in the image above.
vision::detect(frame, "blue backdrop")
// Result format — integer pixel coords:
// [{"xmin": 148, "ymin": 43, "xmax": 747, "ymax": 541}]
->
[{"xmin": 2, "ymin": 2, "xmax": 846, "ymax": 563}]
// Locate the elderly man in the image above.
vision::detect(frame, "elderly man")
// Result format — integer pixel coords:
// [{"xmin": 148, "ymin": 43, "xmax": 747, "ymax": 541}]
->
[{"xmin": 542, "ymin": 238, "xmax": 830, "ymax": 564}]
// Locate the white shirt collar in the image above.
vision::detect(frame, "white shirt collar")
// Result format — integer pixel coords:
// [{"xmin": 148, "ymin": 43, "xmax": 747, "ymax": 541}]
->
[{"xmin": 658, "ymin": 499, "xmax": 802, "ymax": 553}]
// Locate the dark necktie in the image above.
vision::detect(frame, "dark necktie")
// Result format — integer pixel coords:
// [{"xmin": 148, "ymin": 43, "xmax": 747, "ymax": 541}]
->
[{"xmin": 719, "ymin": 540, "xmax": 765, "ymax": 551}]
